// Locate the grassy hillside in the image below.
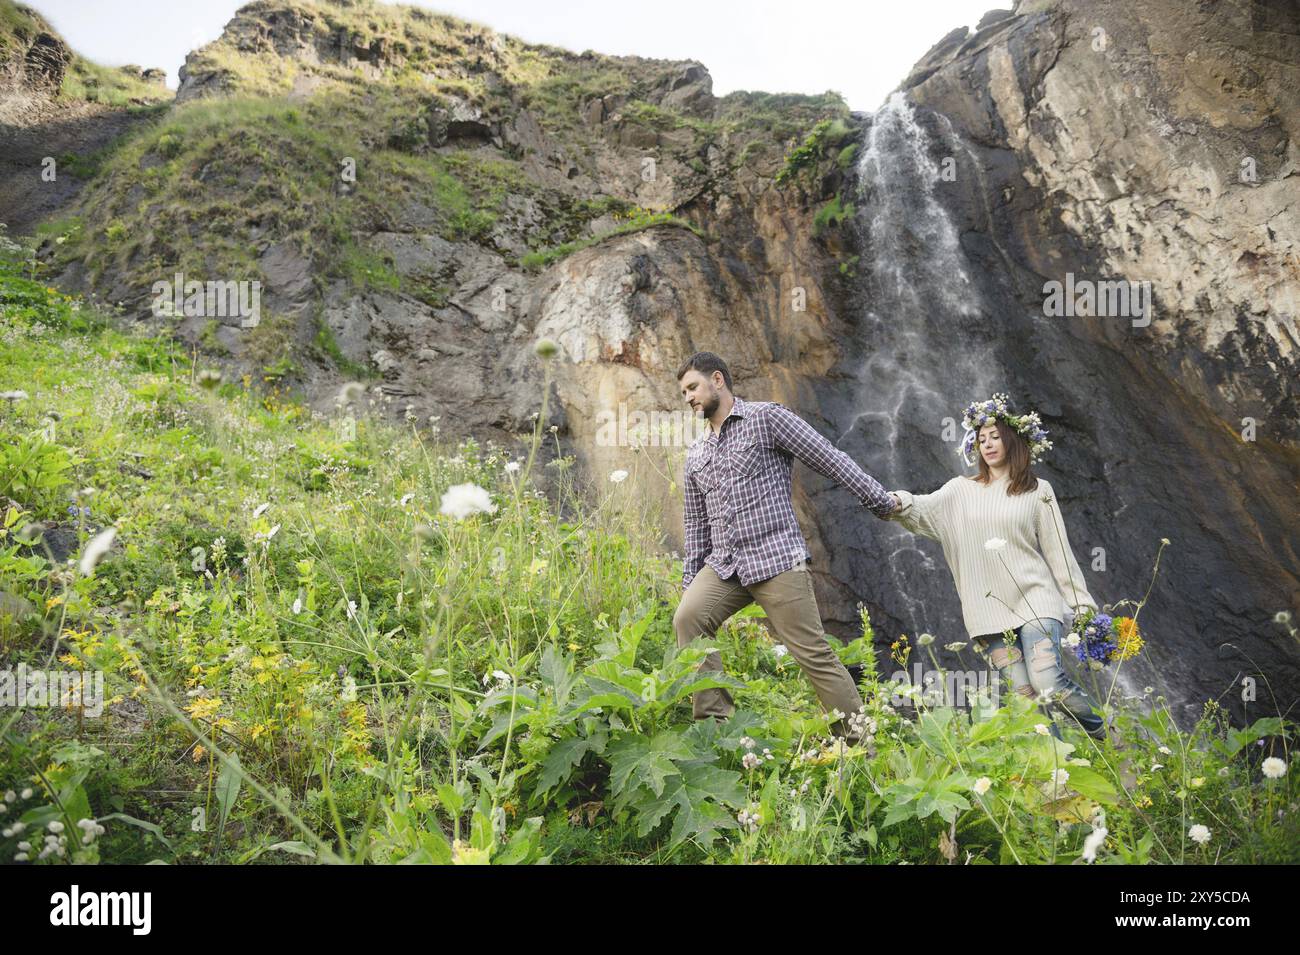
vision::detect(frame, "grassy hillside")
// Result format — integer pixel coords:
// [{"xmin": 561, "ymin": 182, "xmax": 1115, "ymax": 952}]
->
[
  {"xmin": 1, "ymin": 0, "xmax": 169, "ymax": 106},
  {"xmin": 32, "ymin": 0, "xmax": 850, "ymax": 341},
  {"xmin": 1, "ymin": 233, "xmax": 1296, "ymax": 863}
]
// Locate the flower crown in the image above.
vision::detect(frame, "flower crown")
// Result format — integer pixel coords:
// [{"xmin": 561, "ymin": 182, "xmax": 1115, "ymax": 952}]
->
[{"xmin": 958, "ymin": 392, "xmax": 1053, "ymax": 465}]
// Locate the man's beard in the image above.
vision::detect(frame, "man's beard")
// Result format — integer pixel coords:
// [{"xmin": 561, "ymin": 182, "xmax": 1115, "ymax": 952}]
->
[{"xmin": 698, "ymin": 390, "xmax": 720, "ymax": 419}]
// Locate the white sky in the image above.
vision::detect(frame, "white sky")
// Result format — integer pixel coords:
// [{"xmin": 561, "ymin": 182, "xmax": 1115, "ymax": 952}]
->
[{"xmin": 28, "ymin": 0, "xmax": 1002, "ymax": 111}]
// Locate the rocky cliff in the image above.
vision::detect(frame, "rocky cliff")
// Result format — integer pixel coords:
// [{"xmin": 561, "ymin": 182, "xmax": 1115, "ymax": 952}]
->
[{"xmin": 1, "ymin": 0, "xmax": 1296, "ymax": 725}]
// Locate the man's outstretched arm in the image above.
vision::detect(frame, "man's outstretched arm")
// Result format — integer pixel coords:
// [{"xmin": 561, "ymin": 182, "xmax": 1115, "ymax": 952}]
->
[
  {"xmin": 768, "ymin": 404, "xmax": 898, "ymax": 518},
  {"xmin": 681, "ymin": 468, "xmax": 710, "ymax": 590}
]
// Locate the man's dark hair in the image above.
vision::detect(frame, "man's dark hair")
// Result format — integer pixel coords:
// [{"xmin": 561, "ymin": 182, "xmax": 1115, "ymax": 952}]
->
[{"xmin": 675, "ymin": 351, "xmax": 733, "ymax": 391}]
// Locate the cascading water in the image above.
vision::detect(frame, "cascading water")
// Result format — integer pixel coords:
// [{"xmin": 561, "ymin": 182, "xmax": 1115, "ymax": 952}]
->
[
  {"xmin": 835, "ymin": 91, "xmax": 1144, "ymax": 713},
  {"xmin": 844, "ymin": 91, "xmax": 995, "ymax": 640}
]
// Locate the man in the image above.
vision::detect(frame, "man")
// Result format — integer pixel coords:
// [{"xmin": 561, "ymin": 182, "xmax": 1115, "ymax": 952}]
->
[{"xmin": 673, "ymin": 351, "xmax": 898, "ymax": 741}]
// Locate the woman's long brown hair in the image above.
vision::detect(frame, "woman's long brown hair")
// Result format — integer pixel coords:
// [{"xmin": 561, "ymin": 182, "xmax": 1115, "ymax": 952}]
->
[{"xmin": 974, "ymin": 422, "xmax": 1037, "ymax": 495}]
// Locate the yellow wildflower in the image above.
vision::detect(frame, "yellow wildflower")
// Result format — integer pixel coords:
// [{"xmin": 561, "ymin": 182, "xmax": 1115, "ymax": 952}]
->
[
  {"xmin": 1114, "ymin": 617, "xmax": 1143, "ymax": 661},
  {"xmin": 890, "ymin": 634, "xmax": 911, "ymax": 667}
]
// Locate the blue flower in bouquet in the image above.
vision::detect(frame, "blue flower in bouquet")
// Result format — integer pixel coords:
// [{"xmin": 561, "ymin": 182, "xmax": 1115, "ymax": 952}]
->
[{"xmin": 1073, "ymin": 611, "xmax": 1117, "ymax": 666}]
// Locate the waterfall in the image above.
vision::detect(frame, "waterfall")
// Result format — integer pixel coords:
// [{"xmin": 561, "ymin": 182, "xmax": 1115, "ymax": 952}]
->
[
  {"xmin": 840, "ymin": 92, "xmax": 1144, "ymax": 715},
  {"xmin": 843, "ymin": 91, "xmax": 994, "ymax": 639}
]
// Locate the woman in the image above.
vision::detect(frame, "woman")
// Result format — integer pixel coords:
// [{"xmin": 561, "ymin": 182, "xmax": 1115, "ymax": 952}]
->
[{"xmin": 887, "ymin": 394, "xmax": 1109, "ymax": 741}]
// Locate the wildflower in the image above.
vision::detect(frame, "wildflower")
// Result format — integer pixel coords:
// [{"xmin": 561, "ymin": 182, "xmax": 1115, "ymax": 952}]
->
[
  {"xmin": 534, "ymin": 338, "xmax": 559, "ymax": 360},
  {"xmin": 1274, "ymin": 611, "xmax": 1292, "ymax": 624},
  {"xmin": 292, "ymin": 595, "xmax": 303, "ymax": 615},
  {"xmin": 3, "ymin": 791, "xmax": 13, "ymax": 803},
  {"xmin": 984, "ymin": 538, "xmax": 1006, "ymax": 550},
  {"xmin": 253, "ymin": 502, "xmax": 271, "ymax": 518},
  {"xmin": 1034, "ymin": 723, "xmax": 1050, "ymax": 736},
  {"xmin": 1082, "ymin": 826, "xmax": 1108, "ymax": 863},
  {"xmin": 336, "ymin": 381, "xmax": 366, "ymax": 405},
  {"xmin": 78, "ymin": 527, "xmax": 117, "ymax": 577},
  {"xmin": 945, "ymin": 642, "xmax": 967, "ymax": 651},
  {"xmin": 917, "ymin": 633, "xmax": 934, "ymax": 646},
  {"xmin": 1151, "ymin": 763, "xmax": 1163, "ymax": 771},
  {"xmin": 46, "ymin": 820, "xmax": 61, "ymax": 834},
  {"xmin": 1188, "ymin": 824, "xmax": 1211, "ymax": 845},
  {"xmin": 340, "ymin": 675, "xmax": 358, "ymax": 703},
  {"xmin": 504, "ymin": 461, "xmax": 521, "ymax": 474},
  {"xmin": 398, "ymin": 493, "xmax": 415, "ymax": 507},
  {"xmin": 1158, "ymin": 745, "xmax": 1172, "ymax": 755},
  {"xmin": 772, "ymin": 644, "xmax": 788, "ymax": 659},
  {"xmin": 739, "ymin": 736, "xmax": 756, "ymax": 750},
  {"xmin": 1049, "ymin": 768, "xmax": 1070, "ymax": 787},
  {"xmin": 737, "ymin": 806, "xmax": 761, "ymax": 833},
  {"xmin": 609, "ymin": 469, "xmax": 629, "ymax": 483},
  {"xmin": 439, "ymin": 483, "xmax": 497, "ymax": 520},
  {"xmin": 742, "ymin": 752, "xmax": 761, "ymax": 771},
  {"xmin": 1262, "ymin": 757, "xmax": 1287, "ymax": 779},
  {"xmin": 346, "ymin": 600, "xmax": 357, "ymax": 620},
  {"xmin": 1113, "ymin": 616, "xmax": 1143, "ymax": 660},
  {"xmin": 972, "ymin": 776, "xmax": 992, "ymax": 796}
]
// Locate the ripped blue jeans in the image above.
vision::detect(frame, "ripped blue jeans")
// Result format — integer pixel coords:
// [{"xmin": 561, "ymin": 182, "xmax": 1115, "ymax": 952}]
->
[{"xmin": 977, "ymin": 617, "xmax": 1106, "ymax": 739}]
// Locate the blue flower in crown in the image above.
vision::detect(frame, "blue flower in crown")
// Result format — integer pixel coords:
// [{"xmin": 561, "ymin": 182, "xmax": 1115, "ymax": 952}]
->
[{"xmin": 957, "ymin": 392, "xmax": 1053, "ymax": 465}]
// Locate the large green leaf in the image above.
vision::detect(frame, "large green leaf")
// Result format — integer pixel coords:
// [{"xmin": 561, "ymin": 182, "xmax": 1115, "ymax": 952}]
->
[
  {"xmin": 606, "ymin": 731, "xmax": 693, "ymax": 801},
  {"xmin": 535, "ymin": 730, "xmax": 608, "ymax": 796},
  {"xmin": 634, "ymin": 763, "xmax": 746, "ymax": 848}
]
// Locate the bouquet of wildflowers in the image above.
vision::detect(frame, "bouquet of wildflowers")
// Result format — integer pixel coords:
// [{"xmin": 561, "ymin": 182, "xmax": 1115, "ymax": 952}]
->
[{"xmin": 1066, "ymin": 609, "xmax": 1143, "ymax": 668}]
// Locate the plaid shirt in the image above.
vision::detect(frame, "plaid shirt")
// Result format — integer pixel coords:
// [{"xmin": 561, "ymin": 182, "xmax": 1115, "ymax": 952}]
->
[{"xmin": 681, "ymin": 395, "xmax": 897, "ymax": 590}]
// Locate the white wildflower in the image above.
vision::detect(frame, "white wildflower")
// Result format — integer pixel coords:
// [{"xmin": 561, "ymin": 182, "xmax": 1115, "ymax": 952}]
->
[
  {"xmin": 1082, "ymin": 826, "xmax": 1108, "ymax": 863},
  {"xmin": 78, "ymin": 527, "xmax": 117, "ymax": 577},
  {"xmin": 972, "ymin": 776, "xmax": 992, "ymax": 796},
  {"xmin": 609, "ymin": 469, "xmax": 629, "ymax": 484},
  {"xmin": 1262, "ymin": 757, "xmax": 1287, "ymax": 779},
  {"xmin": 439, "ymin": 483, "xmax": 497, "ymax": 520},
  {"xmin": 1188, "ymin": 824, "xmax": 1211, "ymax": 845}
]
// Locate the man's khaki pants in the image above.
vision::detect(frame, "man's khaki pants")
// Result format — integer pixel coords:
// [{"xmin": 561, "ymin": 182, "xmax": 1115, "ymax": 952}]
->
[{"xmin": 672, "ymin": 560, "xmax": 863, "ymax": 739}]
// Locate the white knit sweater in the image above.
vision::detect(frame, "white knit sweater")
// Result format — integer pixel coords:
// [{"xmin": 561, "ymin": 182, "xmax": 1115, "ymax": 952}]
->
[{"xmin": 889, "ymin": 474, "xmax": 1098, "ymax": 639}]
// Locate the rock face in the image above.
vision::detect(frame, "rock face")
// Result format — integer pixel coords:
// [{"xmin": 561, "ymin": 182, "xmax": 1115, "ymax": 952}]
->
[{"xmin": 3, "ymin": 0, "xmax": 1296, "ymax": 725}]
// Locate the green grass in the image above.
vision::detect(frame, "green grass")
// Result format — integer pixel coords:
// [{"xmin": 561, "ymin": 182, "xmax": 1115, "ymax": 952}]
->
[
  {"xmin": 1, "ymin": 238, "xmax": 1297, "ymax": 865},
  {"xmin": 60, "ymin": 58, "xmax": 171, "ymax": 107},
  {"xmin": 520, "ymin": 211, "xmax": 704, "ymax": 271},
  {"xmin": 812, "ymin": 193, "xmax": 855, "ymax": 236}
]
